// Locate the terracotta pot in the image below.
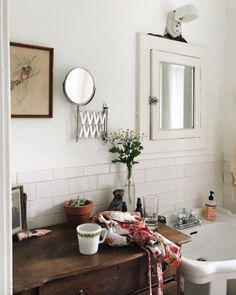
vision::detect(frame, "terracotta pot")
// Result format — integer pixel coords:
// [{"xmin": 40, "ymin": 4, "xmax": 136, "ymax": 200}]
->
[{"xmin": 63, "ymin": 200, "xmax": 93, "ymax": 228}]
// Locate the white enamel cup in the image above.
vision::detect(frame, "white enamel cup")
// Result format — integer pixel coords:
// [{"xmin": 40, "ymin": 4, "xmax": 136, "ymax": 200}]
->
[{"xmin": 76, "ymin": 223, "xmax": 107, "ymax": 255}]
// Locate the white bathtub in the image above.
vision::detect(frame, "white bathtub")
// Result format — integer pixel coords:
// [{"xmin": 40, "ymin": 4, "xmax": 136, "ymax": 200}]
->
[{"xmin": 168, "ymin": 208, "xmax": 236, "ymax": 295}]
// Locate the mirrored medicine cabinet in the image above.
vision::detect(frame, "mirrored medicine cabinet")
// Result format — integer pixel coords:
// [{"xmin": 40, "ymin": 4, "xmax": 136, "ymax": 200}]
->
[{"xmin": 137, "ymin": 33, "xmax": 206, "ymax": 153}]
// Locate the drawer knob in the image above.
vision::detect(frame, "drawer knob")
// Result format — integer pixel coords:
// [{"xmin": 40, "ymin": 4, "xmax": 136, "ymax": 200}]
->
[{"xmin": 76, "ymin": 290, "xmax": 84, "ymax": 295}]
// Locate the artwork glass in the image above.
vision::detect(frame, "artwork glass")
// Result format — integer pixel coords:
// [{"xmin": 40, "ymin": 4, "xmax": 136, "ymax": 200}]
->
[{"xmin": 10, "ymin": 42, "xmax": 53, "ymax": 118}]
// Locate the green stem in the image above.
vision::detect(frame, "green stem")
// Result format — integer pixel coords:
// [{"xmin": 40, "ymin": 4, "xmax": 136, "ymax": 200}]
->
[
  {"xmin": 127, "ymin": 165, "xmax": 132, "ymax": 181},
  {"xmin": 126, "ymin": 165, "xmax": 134, "ymax": 207}
]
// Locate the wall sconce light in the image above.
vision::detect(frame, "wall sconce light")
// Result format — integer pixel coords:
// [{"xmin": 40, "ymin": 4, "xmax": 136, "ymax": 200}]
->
[{"xmin": 166, "ymin": 4, "xmax": 198, "ymax": 40}]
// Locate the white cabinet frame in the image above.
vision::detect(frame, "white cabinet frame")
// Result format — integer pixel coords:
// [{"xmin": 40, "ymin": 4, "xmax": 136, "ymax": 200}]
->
[{"xmin": 137, "ymin": 33, "xmax": 207, "ymax": 153}]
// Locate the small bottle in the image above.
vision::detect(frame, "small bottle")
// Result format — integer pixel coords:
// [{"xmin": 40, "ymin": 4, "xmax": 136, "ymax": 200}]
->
[
  {"xmin": 122, "ymin": 201, "xmax": 127, "ymax": 212},
  {"xmin": 204, "ymin": 191, "xmax": 216, "ymax": 221},
  {"xmin": 135, "ymin": 197, "xmax": 143, "ymax": 217}
]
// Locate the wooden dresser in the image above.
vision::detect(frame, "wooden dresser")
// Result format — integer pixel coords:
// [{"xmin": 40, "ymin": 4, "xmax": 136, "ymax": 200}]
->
[{"xmin": 13, "ymin": 223, "xmax": 190, "ymax": 295}]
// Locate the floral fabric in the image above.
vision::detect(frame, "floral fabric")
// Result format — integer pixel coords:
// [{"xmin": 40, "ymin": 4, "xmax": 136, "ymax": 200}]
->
[{"xmin": 93, "ymin": 211, "xmax": 181, "ymax": 295}]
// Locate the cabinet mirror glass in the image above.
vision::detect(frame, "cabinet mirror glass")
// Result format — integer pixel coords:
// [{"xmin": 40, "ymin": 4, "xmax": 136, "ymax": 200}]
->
[
  {"xmin": 160, "ymin": 62, "xmax": 194, "ymax": 130},
  {"xmin": 150, "ymin": 47, "xmax": 201, "ymax": 141}
]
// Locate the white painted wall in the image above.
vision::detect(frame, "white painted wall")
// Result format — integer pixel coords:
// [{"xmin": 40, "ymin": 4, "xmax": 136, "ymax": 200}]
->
[
  {"xmin": 224, "ymin": 0, "xmax": 236, "ymax": 160},
  {"xmin": 9, "ymin": 0, "xmax": 226, "ymax": 172},
  {"xmin": 222, "ymin": 0, "xmax": 236, "ymax": 213}
]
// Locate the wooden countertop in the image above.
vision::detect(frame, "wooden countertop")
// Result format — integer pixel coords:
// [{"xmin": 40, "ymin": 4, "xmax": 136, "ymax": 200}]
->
[
  {"xmin": 157, "ymin": 223, "xmax": 191, "ymax": 245},
  {"xmin": 13, "ymin": 223, "xmax": 191, "ymax": 294}
]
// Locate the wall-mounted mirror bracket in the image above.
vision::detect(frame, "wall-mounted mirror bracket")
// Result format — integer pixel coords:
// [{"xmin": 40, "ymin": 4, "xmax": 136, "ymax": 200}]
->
[{"xmin": 63, "ymin": 67, "xmax": 108, "ymax": 142}]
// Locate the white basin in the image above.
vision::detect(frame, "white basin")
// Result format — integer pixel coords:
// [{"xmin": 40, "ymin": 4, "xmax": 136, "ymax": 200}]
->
[
  {"xmin": 181, "ymin": 223, "xmax": 236, "ymax": 284},
  {"xmin": 169, "ymin": 208, "xmax": 236, "ymax": 295}
]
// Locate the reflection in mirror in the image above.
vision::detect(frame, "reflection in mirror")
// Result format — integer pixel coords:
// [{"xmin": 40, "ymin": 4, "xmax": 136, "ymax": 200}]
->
[
  {"xmin": 63, "ymin": 67, "xmax": 96, "ymax": 106},
  {"xmin": 160, "ymin": 62, "xmax": 194, "ymax": 130}
]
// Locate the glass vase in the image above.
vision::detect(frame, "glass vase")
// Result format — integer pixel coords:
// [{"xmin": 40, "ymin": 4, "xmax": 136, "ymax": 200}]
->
[{"xmin": 123, "ymin": 167, "xmax": 135, "ymax": 212}]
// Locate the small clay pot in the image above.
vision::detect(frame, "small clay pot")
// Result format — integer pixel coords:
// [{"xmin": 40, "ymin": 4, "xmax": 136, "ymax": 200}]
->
[{"xmin": 63, "ymin": 200, "xmax": 93, "ymax": 228}]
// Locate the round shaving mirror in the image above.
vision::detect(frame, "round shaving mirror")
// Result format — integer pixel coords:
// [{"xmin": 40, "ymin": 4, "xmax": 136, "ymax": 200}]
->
[
  {"xmin": 63, "ymin": 67, "xmax": 96, "ymax": 105},
  {"xmin": 63, "ymin": 67, "xmax": 96, "ymax": 141}
]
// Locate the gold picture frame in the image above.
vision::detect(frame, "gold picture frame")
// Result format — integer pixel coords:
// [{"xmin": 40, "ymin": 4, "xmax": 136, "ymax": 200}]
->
[{"xmin": 10, "ymin": 42, "xmax": 54, "ymax": 118}]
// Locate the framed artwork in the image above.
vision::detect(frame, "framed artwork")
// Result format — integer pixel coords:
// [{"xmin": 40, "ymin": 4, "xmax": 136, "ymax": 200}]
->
[
  {"xmin": 10, "ymin": 42, "xmax": 54, "ymax": 118},
  {"xmin": 12, "ymin": 186, "xmax": 27, "ymax": 235}
]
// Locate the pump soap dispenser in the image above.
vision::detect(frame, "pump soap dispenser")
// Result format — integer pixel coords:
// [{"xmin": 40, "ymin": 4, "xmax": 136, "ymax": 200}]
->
[{"xmin": 204, "ymin": 191, "xmax": 216, "ymax": 221}]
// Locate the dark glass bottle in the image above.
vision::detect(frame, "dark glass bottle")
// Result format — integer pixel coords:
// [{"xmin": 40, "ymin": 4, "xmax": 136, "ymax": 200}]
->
[
  {"xmin": 122, "ymin": 201, "xmax": 128, "ymax": 212},
  {"xmin": 135, "ymin": 197, "xmax": 143, "ymax": 217}
]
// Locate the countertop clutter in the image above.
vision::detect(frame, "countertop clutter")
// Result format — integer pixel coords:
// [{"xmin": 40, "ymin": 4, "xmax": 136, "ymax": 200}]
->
[{"xmin": 13, "ymin": 223, "xmax": 191, "ymax": 295}]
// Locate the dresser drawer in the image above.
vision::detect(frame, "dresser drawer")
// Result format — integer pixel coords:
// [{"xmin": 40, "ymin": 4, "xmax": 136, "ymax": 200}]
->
[
  {"xmin": 40, "ymin": 256, "xmax": 149, "ymax": 295},
  {"xmin": 15, "ymin": 290, "xmax": 37, "ymax": 295},
  {"xmin": 136, "ymin": 280, "xmax": 177, "ymax": 295}
]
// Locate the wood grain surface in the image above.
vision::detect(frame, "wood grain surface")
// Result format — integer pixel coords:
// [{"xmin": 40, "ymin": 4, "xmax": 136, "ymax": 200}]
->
[{"xmin": 13, "ymin": 223, "xmax": 190, "ymax": 294}]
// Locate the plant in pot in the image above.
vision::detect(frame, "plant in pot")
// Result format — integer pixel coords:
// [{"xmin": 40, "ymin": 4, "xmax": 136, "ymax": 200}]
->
[{"xmin": 63, "ymin": 197, "xmax": 93, "ymax": 228}]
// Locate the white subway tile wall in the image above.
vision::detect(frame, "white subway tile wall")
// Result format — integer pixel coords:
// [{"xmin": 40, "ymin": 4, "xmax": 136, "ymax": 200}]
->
[
  {"xmin": 17, "ymin": 169, "xmax": 52, "ymax": 183},
  {"xmin": 14, "ymin": 154, "xmax": 224, "ymax": 229},
  {"xmin": 53, "ymin": 166, "xmax": 83, "ymax": 179},
  {"xmin": 84, "ymin": 164, "xmax": 110, "ymax": 176},
  {"xmin": 223, "ymin": 160, "xmax": 236, "ymax": 213},
  {"xmin": 22, "ymin": 183, "xmax": 36, "ymax": 201},
  {"xmin": 69, "ymin": 176, "xmax": 97, "ymax": 193}
]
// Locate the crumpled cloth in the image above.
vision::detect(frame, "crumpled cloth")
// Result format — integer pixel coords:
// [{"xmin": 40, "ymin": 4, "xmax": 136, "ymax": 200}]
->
[
  {"xmin": 93, "ymin": 211, "xmax": 181, "ymax": 295},
  {"xmin": 17, "ymin": 229, "xmax": 52, "ymax": 241}
]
